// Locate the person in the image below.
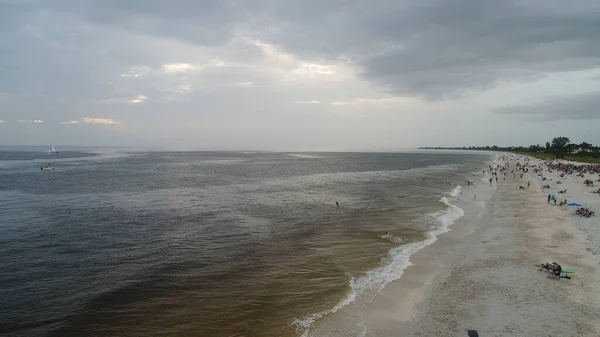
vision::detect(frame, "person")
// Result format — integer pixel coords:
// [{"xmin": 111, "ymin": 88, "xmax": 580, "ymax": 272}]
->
[
  {"xmin": 473, "ymin": 194, "xmax": 476, "ymax": 201},
  {"xmin": 539, "ymin": 262, "xmax": 557, "ymax": 271},
  {"xmin": 489, "ymin": 177, "xmax": 492, "ymax": 185},
  {"xmin": 548, "ymin": 194, "xmax": 551, "ymax": 204},
  {"xmin": 548, "ymin": 263, "xmax": 562, "ymax": 278},
  {"xmin": 336, "ymin": 201, "xmax": 339, "ymax": 207}
]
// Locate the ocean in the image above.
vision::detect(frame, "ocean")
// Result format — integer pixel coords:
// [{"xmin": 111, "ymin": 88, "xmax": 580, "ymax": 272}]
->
[{"xmin": 0, "ymin": 147, "xmax": 489, "ymax": 337}]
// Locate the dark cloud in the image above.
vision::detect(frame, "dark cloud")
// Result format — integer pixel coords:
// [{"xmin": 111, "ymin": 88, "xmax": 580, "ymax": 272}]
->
[
  {"xmin": 4, "ymin": 0, "xmax": 600, "ymax": 100},
  {"xmin": 261, "ymin": 0, "xmax": 600, "ymax": 98},
  {"xmin": 492, "ymin": 91, "xmax": 600, "ymax": 120}
]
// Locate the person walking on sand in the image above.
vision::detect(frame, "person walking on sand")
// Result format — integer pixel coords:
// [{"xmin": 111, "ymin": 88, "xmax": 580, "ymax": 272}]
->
[
  {"xmin": 473, "ymin": 194, "xmax": 476, "ymax": 201},
  {"xmin": 548, "ymin": 194, "xmax": 551, "ymax": 204},
  {"xmin": 527, "ymin": 181, "xmax": 531, "ymax": 188},
  {"xmin": 489, "ymin": 177, "xmax": 492, "ymax": 185}
]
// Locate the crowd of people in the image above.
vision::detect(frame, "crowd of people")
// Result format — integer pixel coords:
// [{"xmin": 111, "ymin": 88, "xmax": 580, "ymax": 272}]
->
[
  {"xmin": 575, "ymin": 207, "xmax": 595, "ymax": 218},
  {"xmin": 546, "ymin": 162, "xmax": 600, "ymax": 175},
  {"xmin": 539, "ymin": 159, "xmax": 598, "ymax": 217}
]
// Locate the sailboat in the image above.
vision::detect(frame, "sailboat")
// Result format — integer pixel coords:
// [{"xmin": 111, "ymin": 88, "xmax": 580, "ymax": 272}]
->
[{"xmin": 48, "ymin": 145, "xmax": 59, "ymax": 155}]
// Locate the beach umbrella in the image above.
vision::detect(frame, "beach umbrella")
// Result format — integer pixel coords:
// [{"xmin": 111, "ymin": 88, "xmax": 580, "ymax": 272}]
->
[{"xmin": 566, "ymin": 203, "xmax": 582, "ymax": 207}]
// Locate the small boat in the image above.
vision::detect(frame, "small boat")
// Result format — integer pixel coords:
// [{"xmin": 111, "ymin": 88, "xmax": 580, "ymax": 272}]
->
[
  {"xmin": 48, "ymin": 145, "xmax": 59, "ymax": 155},
  {"xmin": 41, "ymin": 164, "xmax": 55, "ymax": 171}
]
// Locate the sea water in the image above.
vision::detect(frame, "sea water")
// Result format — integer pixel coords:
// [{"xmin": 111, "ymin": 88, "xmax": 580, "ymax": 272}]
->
[{"xmin": 0, "ymin": 148, "xmax": 489, "ymax": 337}]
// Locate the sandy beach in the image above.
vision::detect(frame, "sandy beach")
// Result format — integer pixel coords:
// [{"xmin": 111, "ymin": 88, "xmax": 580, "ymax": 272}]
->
[{"xmin": 309, "ymin": 154, "xmax": 600, "ymax": 337}]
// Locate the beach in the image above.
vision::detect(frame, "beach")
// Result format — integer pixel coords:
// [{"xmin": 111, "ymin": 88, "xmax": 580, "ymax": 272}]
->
[
  {"xmin": 308, "ymin": 154, "xmax": 600, "ymax": 337},
  {"xmin": 2, "ymin": 149, "xmax": 599, "ymax": 336}
]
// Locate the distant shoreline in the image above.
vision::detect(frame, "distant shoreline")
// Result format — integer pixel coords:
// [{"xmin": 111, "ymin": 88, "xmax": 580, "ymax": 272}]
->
[{"xmin": 419, "ymin": 147, "xmax": 600, "ymax": 164}]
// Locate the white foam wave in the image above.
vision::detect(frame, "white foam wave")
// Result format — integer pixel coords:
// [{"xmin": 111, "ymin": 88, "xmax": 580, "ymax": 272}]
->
[
  {"xmin": 448, "ymin": 185, "xmax": 462, "ymax": 197},
  {"xmin": 287, "ymin": 153, "xmax": 325, "ymax": 159},
  {"xmin": 293, "ymin": 194, "xmax": 465, "ymax": 336}
]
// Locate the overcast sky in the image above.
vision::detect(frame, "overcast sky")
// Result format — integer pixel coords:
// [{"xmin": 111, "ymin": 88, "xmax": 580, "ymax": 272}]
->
[{"xmin": 1, "ymin": 0, "xmax": 600, "ymax": 150}]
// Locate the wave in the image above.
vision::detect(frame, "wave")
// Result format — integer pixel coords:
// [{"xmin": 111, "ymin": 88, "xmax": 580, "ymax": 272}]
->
[
  {"xmin": 448, "ymin": 185, "xmax": 462, "ymax": 197},
  {"xmin": 293, "ymin": 193, "xmax": 465, "ymax": 336},
  {"xmin": 287, "ymin": 153, "xmax": 326, "ymax": 159}
]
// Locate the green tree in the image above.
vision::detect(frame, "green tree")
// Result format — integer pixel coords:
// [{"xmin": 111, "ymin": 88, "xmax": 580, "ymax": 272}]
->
[
  {"xmin": 579, "ymin": 141, "xmax": 593, "ymax": 148},
  {"xmin": 551, "ymin": 137, "xmax": 570, "ymax": 158},
  {"xmin": 545, "ymin": 142, "xmax": 551, "ymax": 152}
]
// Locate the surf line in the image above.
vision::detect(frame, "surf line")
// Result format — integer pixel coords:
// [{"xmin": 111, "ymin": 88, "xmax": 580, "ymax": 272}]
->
[{"xmin": 293, "ymin": 187, "xmax": 466, "ymax": 337}]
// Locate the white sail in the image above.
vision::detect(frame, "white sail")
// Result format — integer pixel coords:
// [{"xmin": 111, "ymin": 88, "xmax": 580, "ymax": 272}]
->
[{"xmin": 48, "ymin": 145, "xmax": 59, "ymax": 155}]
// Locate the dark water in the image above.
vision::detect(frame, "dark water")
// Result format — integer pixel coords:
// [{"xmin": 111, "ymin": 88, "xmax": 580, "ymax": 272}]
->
[{"xmin": 0, "ymin": 148, "xmax": 486, "ymax": 337}]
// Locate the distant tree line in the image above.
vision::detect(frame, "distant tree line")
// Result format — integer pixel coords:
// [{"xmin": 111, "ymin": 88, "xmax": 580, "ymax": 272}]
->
[{"xmin": 420, "ymin": 137, "xmax": 599, "ymax": 159}]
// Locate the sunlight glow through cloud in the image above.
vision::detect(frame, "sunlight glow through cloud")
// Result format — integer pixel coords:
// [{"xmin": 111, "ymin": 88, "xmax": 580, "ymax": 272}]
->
[
  {"xmin": 294, "ymin": 63, "xmax": 335, "ymax": 76},
  {"xmin": 128, "ymin": 95, "xmax": 148, "ymax": 103},
  {"xmin": 62, "ymin": 118, "xmax": 120, "ymax": 125},
  {"xmin": 83, "ymin": 117, "xmax": 120, "ymax": 124},
  {"xmin": 120, "ymin": 66, "xmax": 153, "ymax": 78},
  {"xmin": 295, "ymin": 100, "xmax": 320, "ymax": 104},
  {"xmin": 162, "ymin": 63, "xmax": 197, "ymax": 73},
  {"xmin": 17, "ymin": 120, "xmax": 43, "ymax": 123}
]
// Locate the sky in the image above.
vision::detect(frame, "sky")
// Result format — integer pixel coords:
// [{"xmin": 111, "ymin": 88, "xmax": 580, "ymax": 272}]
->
[{"xmin": 1, "ymin": 0, "xmax": 600, "ymax": 151}]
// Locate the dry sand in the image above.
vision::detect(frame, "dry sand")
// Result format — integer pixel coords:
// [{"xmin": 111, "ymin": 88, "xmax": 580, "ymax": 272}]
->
[
  {"xmin": 398, "ymin": 156, "xmax": 600, "ymax": 337},
  {"xmin": 310, "ymin": 154, "xmax": 600, "ymax": 337}
]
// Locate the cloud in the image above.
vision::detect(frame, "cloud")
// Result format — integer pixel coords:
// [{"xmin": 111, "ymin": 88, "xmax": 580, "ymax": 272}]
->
[
  {"xmin": 0, "ymin": 120, "xmax": 5, "ymax": 124},
  {"xmin": 492, "ymin": 91, "xmax": 600, "ymax": 120},
  {"xmin": 120, "ymin": 66, "xmax": 153, "ymax": 78},
  {"xmin": 61, "ymin": 117, "xmax": 120, "ymax": 125},
  {"xmin": 2, "ymin": 0, "xmax": 600, "ymax": 148},
  {"xmin": 128, "ymin": 95, "xmax": 148, "ymax": 103},
  {"xmin": 256, "ymin": 0, "xmax": 600, "ymax": 99},
  {"xmin": 17, "ymin": 120, "xmax": 43, "ymax": 123},
  {"xmin": 294, "ymin": 63, "xmax": 335, "ymax": 76},
  {"xmin": 83, "ymin": 117, "xmax": 120, "ymax": 124},
  {"xmin": 162, "ymin": 63, "xmax": 198, "ymax": 73}
]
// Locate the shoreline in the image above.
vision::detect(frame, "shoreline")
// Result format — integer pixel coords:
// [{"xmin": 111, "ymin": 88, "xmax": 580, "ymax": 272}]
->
[
  {"xmin": 309, "ymin": 153, "xmax": 600, "ymax": 336},
  {"xmin": 304, "ymin": 155, "xmax": 498, "ymax": 336}
]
